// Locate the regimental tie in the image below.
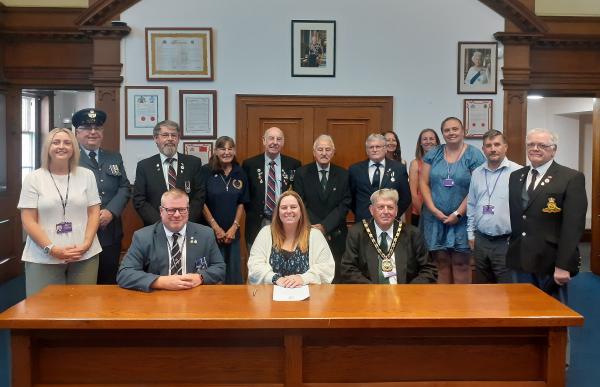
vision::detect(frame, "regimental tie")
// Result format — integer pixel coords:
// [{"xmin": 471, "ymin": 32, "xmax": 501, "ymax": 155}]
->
[
  {"xmin": 378, "ymin": 232, "xmax": 390, "ymax": 284},
  {"xmin": 372, "ymin": 163, "xmax": 382, "ymax": 189},
  {"xmin": 166, "ymin": 158, "xmax": 177, "ymax": 190},
  {"xmin": 319, "ymin": 169, "xmax": 328, "ymax": 191},
  {"xmin": 527, "ymin": 169, "xmax": 539, "ymax": 199},
  {"xmin": 265, "ymin": 160, "xmax": 277, "ymax": 215},
  {"xmin": 170, "ymin": 232, "xmax": 182, "ymax": 275},
  {"xmin": 89, "ymin": 151, "xmax": 99, "ymax": 170}
]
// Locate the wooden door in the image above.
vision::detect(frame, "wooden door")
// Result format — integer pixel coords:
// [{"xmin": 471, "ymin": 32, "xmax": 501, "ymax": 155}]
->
[{"xmin": 236, "ymin": 95, "xmax": 393, "ymax": 165}]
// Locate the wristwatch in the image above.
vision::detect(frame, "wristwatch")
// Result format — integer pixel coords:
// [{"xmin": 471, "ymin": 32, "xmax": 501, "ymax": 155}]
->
[
  {"xmin": 43, "ymin": 244, "xmax": 54, "ymax": 255},
  {"xmin": 453, "ymin": 211, "xmax": 462, "ymax": 219}
]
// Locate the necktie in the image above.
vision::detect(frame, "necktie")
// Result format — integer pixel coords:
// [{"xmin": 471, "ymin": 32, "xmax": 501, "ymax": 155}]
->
[
  {"xmin": 170, "ymin": 232, "xmax": 182, "ymax": 275},
  {"xmin": 319, "ymin": 170, "xmax": 328, "ymax": 190},
  {"xmin": 527, "ymin": 169, "xmax": 539, "ymax": 198},
  {"xmin": 372, "ymin": 163, "xmax": 381, "ymax": 189},
  {"xmin": 89, "ymin": 151, "xmax": 99, "ymax": 169},
  {"xmin": 378, "ymin": 232, "xmax": 390, "ymax": 284},
  {"xmin": 265, "ymin": 160, "xmax": 277, "ymax": 216},
  {"xmin": 166, "ymin": 158, "xmax": 177, "ymax": 190}
]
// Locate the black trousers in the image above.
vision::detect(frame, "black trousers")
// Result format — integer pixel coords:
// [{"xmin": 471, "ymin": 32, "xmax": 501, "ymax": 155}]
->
[{"xmin": 97, "ymin": 243, "xmax": 121, "ymax": 285}]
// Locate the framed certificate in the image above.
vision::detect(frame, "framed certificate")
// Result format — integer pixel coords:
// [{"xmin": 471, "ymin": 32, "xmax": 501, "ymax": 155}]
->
[
  {"xmin": 124, "ymin": 86, "xmax": 168, "ymax": 138},
  {"xmin": 464, "ymin": 99, "xmax": 493, "ymax": 138},
  {"xmin": 146, "ymin": 27, "xmax": 214, "ymax": 81},
  {"xmin": 179, "ymin": 90, "xmax": 217, "ymax": 139},
  {"xmin": 183, "ymin": 141, "xmax": 213, "ymax": 165}
]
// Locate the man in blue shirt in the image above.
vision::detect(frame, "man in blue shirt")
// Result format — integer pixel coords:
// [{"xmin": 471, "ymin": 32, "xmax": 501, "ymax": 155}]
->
[{"xmin": 467, "ymin": 130, "xmax": 521, "ymax": 283}]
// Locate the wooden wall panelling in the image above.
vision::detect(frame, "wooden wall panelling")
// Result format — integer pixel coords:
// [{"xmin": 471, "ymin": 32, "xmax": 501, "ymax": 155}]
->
[{"xmin": 592, "ymin": 97, "xmax": 600, "ymax": 274}]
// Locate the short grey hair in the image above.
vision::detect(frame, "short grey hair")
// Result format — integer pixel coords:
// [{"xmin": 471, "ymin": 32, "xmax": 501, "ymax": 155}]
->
[
  {"xmin": 313, "ymin": 134, "xmax": 335, "ymax": 150},
  {"xmin": 370, "ymin": 188, "xmax": 399, "ymax": 206},
  {"xmin": 365, "ymin": 133, "xmax": 386, "ymax": 149},
  {"xmin": 526, "ymin": 128, "xmax": 559, "ymax": 146},
  {"xmin": 153, "ymin": 120, "xmax": 180, "ymax": 137}
]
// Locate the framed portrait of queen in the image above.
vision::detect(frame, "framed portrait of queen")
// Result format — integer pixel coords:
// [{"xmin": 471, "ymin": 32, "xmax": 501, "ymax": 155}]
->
[{"xmin": 458, "ymin": 42, "xmax": 498, "ymax": 94}]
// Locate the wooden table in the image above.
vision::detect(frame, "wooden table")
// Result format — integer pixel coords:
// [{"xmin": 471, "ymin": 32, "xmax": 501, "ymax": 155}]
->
[{"xmin": 0, "ymin": 284, "xmax": 583, "ymax": 387}]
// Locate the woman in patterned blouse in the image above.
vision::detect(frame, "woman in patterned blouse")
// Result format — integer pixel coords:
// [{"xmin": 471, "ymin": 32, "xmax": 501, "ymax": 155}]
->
[{"xmin": 248, "ymin": 191, "xmax": 334, "ymax": 287}]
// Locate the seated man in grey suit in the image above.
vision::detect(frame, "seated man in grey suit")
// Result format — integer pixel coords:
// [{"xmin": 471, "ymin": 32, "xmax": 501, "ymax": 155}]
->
[
  {"xmin": 340, "ymin": 189, "xmax": 437, "ymax": 284},
  {"xmin": 117, "ymin": 188, "xmax": 225, "ymax": 291}
]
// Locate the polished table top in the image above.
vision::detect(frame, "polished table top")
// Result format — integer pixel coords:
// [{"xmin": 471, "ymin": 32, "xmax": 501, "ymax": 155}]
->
[{"xmin": 0, "ymin": 284, "xmax": 583, "ymax": 330}]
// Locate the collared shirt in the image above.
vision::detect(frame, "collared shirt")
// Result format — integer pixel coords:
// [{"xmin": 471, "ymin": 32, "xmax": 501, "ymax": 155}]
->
[
  {"xmin": 163, "ymin": 224, "xmax": 188, "ymax": 274},
  {"xmin": 374, "ymin": 221, "xmax": 397, "ymax": 284},
  {"xmin": 526, "ymin": 159, "xmax": 553, "ymax": 191},
  {"xmin": 368, "ymin": 159, "xmax": 386, "ymax": 186},
  {"xmin": 264, "ymin": 153, "xmax": 282, "ymax": 203},
  {"xmin": 467, "ymin": 157, "xmax": 522, "ymax": 240},
  {"xmin": 160, "ymin": 153, "xmax": 179, "ymax": 190},
  {"xmin": 317, "ymin": 163, "xmax": 330, "ymax": 181},
  {"xmin": 81, "ymin": 146, "xmax": 100, "ymax": 164}
]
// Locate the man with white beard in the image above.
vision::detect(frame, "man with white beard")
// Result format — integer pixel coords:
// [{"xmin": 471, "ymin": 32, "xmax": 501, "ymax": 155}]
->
[{"xmin": 133, "ymin": 120, "xmax": 205, "ymax": 225}]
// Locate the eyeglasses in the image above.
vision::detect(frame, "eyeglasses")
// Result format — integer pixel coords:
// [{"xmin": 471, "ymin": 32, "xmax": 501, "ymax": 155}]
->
[
  {"xmin": 160, "ymin": 206, "xmax": 189, "ymax": 215},
  {"xmin": 158, "ymin": 133, "xmax": 179, "ymax": 139},
  {"xmin": 526, "ymin": 142, "xmax": 555, "ymax": 150},
  {"xmin": 77, "ymin": 126, "xmax": 104, "ymax": 132}
]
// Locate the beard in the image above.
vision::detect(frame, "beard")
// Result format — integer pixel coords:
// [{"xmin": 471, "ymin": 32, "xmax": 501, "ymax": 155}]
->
[{"xmin": 161, "ymin": 144, "xmax": 177, "ymax": 157}]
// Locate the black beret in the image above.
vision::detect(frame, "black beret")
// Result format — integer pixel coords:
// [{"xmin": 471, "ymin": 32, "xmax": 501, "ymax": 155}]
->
[{"xmin": 72, "ymin": 108, "xmax": 107, "ymax": 128}]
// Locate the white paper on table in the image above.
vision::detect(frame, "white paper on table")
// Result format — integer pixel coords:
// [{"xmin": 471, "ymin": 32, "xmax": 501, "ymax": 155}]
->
[{"xmin": 272, "ymin": 285, "xmax": 310, "ymax": 301}]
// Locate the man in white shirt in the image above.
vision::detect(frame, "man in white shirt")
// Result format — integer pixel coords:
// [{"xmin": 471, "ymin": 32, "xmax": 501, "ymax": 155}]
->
[
  {"xmin": 118, "ymin": 189, "xmax": 225, "ymax": 291},
  {"xmin": 340, "ymin": 189, "xmax": 436, "ymax": 284}
]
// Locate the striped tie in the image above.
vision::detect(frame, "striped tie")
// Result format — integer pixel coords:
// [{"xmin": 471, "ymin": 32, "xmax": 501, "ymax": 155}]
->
[
  {"xmin": 166, "ymin": 158, "xmax": 177, "ymax": 190},
  {"xmin": 265, "ymin": 160, "xmax": 277, "ymax": 216},
  {"xmin": 170, "ymin": 232, "xmax": 182, "ymax": 275}
]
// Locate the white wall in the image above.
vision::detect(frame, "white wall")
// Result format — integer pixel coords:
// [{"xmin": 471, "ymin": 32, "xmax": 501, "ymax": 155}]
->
[
  {"xmin": 53, "ymin": 91, "xmax": 95, "ymax": 128},
  {"xmin": 120, "ymin": 0, "xmax": 504, "ymax": 179}
]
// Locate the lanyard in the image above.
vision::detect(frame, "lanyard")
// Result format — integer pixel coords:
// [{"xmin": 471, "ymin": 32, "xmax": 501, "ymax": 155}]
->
[
  {"xmin": 444, "ymin": 144, "xmax": 465, "ymax": 179},
  {"xmin": 49, "ymin": 169, "xmax": 70, "ymax": 219},
  {"xmin": 484, "ymin": 167, "xmax": 504, "ymax": 205}
]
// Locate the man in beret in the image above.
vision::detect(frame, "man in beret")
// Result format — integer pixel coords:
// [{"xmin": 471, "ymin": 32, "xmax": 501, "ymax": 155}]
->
[{"xmin": 73, "ymin": 108, "xmax": 131, "ymax": 284}]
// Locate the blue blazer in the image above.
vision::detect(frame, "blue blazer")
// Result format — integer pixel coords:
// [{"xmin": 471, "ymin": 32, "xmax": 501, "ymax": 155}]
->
[
  {"xmin": 79, "ymin": 148, "xmax": 131, "ymax": 247},
  {"xmin": 117, "ymin": 222, "xmax": 226, "ymax": 292},
  {"xmin": 348, "ymin": 158, "xmax": 411, "ymax": 222}
]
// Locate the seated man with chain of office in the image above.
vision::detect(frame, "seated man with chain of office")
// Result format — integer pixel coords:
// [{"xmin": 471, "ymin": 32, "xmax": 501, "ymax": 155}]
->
[
  {"xmin": 340, "ymin": 189, "xmax": 437, "ymax": 284},
  {"xmin": 117, "ymin": 188, "xmax": 225, "ymax": 291}
]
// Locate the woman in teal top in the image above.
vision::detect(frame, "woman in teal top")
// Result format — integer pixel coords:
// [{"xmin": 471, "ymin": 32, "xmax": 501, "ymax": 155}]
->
[{"xmin": 419, "ymin": 117, "xmax": 485, "ymax": 284}]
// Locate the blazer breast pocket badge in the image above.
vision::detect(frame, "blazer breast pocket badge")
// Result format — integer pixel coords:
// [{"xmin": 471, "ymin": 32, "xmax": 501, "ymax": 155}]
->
[
  {"xmin": 542, "ymin": 197, "xmax": 562, "ymax": 213},
  {"xmin": 195, "ymin": 256, "xmax": 208, "ymax": 271}
]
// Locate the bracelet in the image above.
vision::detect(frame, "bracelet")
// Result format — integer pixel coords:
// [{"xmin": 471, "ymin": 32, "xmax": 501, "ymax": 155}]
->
[
  {"xmin": 233, "ymin": 220, "xmax": 240, "ymax": 227},
  {"xmin": 453, "ymin": 211, "xmax": 462, "ymax": 219}
]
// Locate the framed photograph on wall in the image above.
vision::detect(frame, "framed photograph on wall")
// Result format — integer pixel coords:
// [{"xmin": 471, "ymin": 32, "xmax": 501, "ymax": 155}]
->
[
  {"xmin": 183, "ymin": 141, "xmax": 212, "ymax": 164},
  {"xmin": 146, "ymin": 27, "xmax": 214, "ymax": 81},
  {"xmin": 291, "ymin": 20, "xmax": 336, "ymax": 77},
  {"xmin": 179, "ymin": 90, "xmax": 217, "ymax": 139},
  {"xmin": 457, "ymin": 42, "xmax": 497, "ymax": 94},
  {"xmin": 125, "ymin": 86, "xmax": 168, "ymax": 138},
  {"xmin": 464, "ymin": 99, "xmax": 493, "ymax": 138}
]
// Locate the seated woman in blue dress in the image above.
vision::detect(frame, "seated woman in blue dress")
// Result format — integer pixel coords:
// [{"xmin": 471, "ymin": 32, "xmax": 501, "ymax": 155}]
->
[
  {"xmin": 201, "ymin": 136, "xmax": 249, "ymax": 284},
  {"xmin": 248, "ymin": 190, "xmax": 335, "ymax": 287}
]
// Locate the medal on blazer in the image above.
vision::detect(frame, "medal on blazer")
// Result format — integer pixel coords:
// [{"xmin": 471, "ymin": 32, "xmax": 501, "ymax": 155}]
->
[
  {"xmin": 232, "ymin": 179, "xmax": 243, "ymax": 190},
  {"xmin": 542, "ymin": 197, "xmax": 562, "ymax": 213},
  {"xmin": 362, "ymin": 219, "xmax": 402, "ymax": 272},
  {"xmin": 184, "ymin": 180, "xmax": 191, "ymax": 193}
]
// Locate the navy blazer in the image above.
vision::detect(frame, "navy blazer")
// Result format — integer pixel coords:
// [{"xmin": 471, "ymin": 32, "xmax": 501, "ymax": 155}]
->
[
  {"xmin": 117, "ymin": 222, "xmax": 225, "ymax": 292},
  {"xmin": 242, "ymin": 153, "xmax": 301, "ymax": 246},
  {"xmin": 79, "ymin": 148, "xmax": 131, "ymax": 247},
  {"xmin": 133, "ymin": 152, "xmax": 205, "ymax": 225},
  {"xmin": 507, "ymin": 161, "xmax": 587, "ymax": 276},
  {"xmin": 348, "ymin": 158, "xmax": 411, "ymax": 222}
]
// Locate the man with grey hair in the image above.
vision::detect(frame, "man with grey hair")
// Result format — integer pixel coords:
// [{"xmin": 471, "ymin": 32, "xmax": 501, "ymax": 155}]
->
[
  {"xmin": 294, "ymin": 134, "xmax": 351, "ymax": 282},
  {"xmin": 348, "ymin": 133, "xmax": 410, "ymax": 222},
  {"xmin": 118, "ymin": 188, "xmax": 225, "ymax": 291},
  {"xmin": 507, "ymin": 128, "xmax": 587, "ymax": 297},
  {"xmin": 133, "ymin": 120, "xmax": 205, "ymax": 225},
  {"xmin": 242, "ymin": 126, "xmax": 301, "ymax": 247},
  {"xmin": 340, "ymin": 188, "xmax": 436, "ymax": 284}
]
